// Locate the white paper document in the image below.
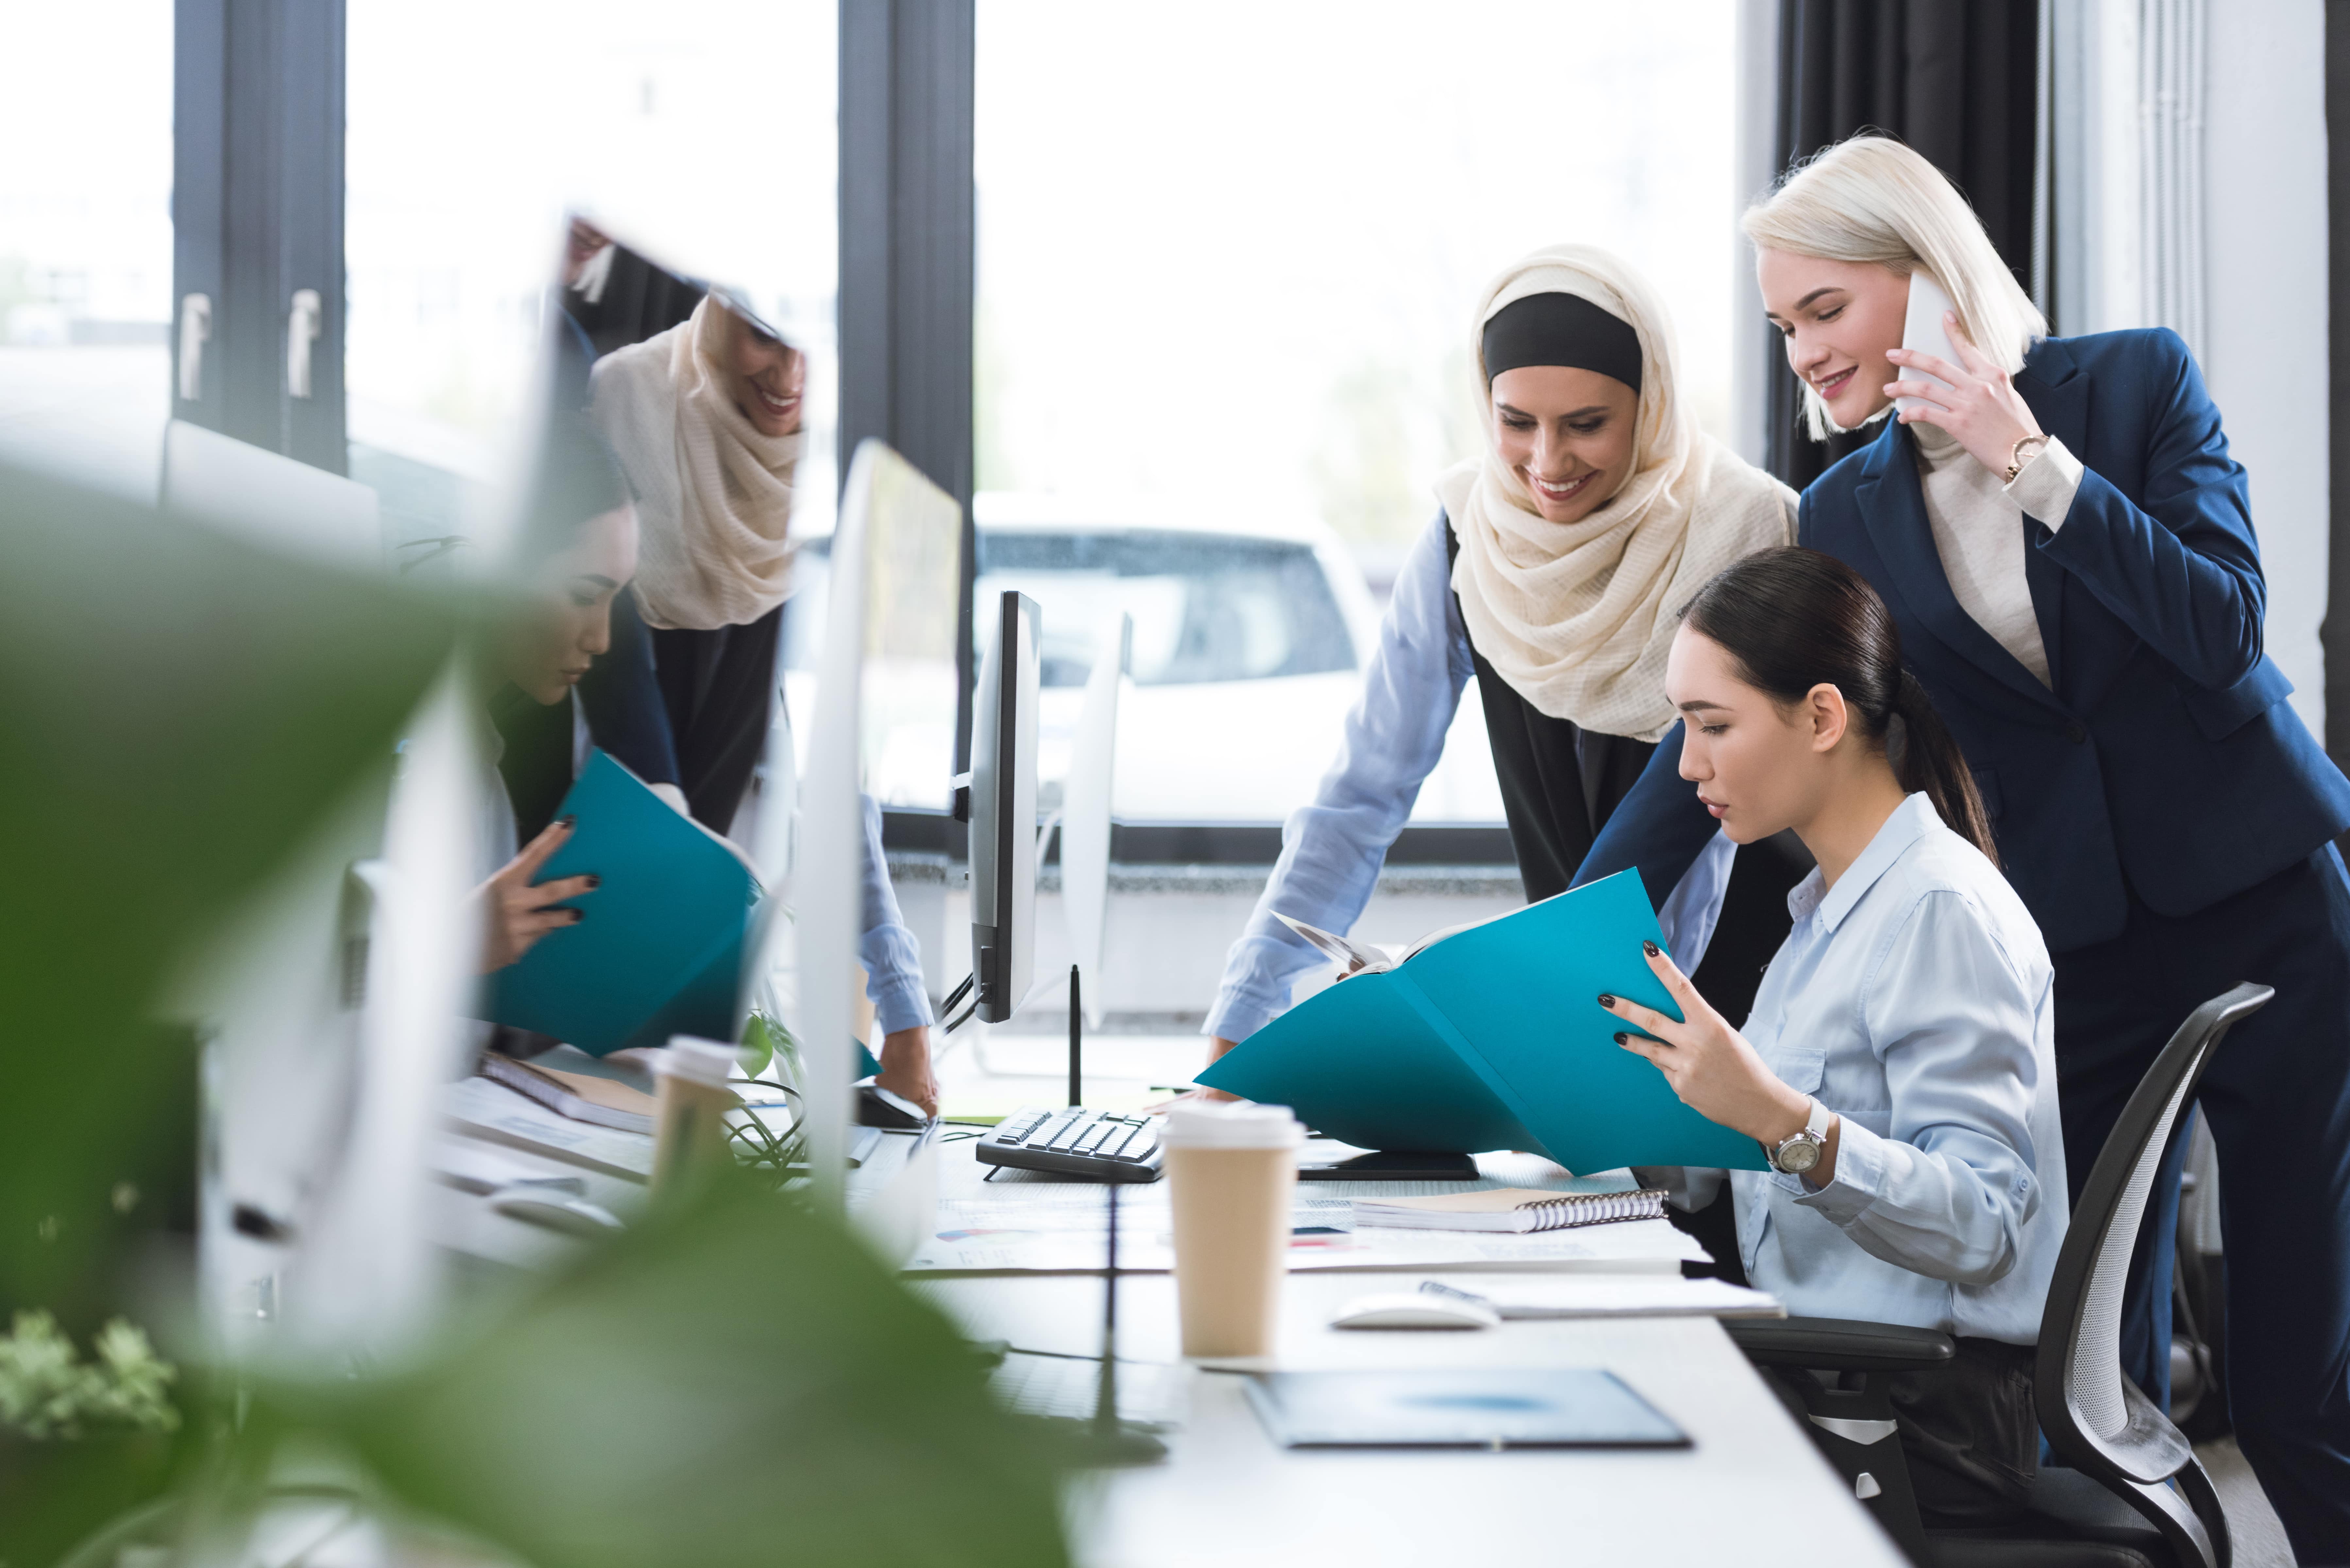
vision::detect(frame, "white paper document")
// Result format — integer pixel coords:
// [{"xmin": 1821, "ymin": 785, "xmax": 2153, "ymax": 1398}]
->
[
  {"xmin": 442, "ymin": 1076, "xmax": 655, "ymax": 1180},
  {"xmin": 1457, "ymin": 1276, "xmax": 1784, "ymax": 1320},
  {"xmin": 902, "ymin": 1194, "xmax": 1706, "ymax": 1275}
]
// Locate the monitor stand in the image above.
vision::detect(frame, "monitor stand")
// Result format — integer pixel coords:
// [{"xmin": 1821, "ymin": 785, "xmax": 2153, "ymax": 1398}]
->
[{"xmin": 1295, "ymin": 1148, "xmax": 1481, "ymax": 1181}]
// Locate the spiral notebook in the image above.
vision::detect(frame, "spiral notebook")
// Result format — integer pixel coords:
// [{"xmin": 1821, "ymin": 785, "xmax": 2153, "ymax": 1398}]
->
[{"xmin": 1351, "ymin": 1187, "xmax": 1669, "ymax": 1234}]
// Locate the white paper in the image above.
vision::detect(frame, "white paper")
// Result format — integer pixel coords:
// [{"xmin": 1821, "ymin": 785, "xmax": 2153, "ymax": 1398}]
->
[
  {"xmin": 1473, "ymin": 1276, "xmax": 1784, "ymax": 1319},
  {"xmin": 442, "ymin": 1077, "xmax": 654, "ymax": 1180},
  {"xmin": 902, "ymin": 1196, "xmax": 1705, "ymax": 1275}
]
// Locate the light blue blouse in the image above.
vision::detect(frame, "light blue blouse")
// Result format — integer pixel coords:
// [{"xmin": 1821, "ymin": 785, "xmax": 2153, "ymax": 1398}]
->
[
  {"xmin": 1201, "ymin": 512, "xmax": 1732, "ymax": 1042},
  {"xmin": 1643, "ymin": 792, "xmax": 2069, "ymax": 1344},
  {"xmin": 1204, "ymin": 514, "xmax": 1476, "ymax": 1042}
]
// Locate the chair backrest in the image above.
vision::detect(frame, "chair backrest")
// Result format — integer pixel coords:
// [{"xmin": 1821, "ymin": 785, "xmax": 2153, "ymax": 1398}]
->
[{"xmin": 2036, "ymin": 981, "xmax": 2270, "ymax": 1568}]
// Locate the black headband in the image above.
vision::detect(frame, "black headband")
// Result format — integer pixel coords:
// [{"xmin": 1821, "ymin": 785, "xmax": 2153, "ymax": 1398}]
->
[{"xmin": 1481, "ymin": 291, "xmax": 1643, "ymax": 396}]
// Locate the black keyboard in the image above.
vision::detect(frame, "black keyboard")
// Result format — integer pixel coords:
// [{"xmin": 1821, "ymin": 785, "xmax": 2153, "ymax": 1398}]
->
[{"xmin": 976, "ymin": 1107, "xmax": 1165, "ymax": 1182}]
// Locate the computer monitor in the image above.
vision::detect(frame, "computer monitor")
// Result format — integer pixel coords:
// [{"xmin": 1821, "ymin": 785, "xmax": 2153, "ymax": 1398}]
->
[
  {"xmin": 970, "ymin": 589, "xmax": 1041, "ymax": 1024},
  {"xmin": 757, "ymin": 439, "xmax": 961, "ymax": 1210}
]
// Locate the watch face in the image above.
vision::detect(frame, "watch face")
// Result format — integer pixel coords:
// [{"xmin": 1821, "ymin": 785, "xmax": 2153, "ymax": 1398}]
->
[{"xmin": 1777, "ymin": 1138, "xmax": 1820, "ymax": 1174}]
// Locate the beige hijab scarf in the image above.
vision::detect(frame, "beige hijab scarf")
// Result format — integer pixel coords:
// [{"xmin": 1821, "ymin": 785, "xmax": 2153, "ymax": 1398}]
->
[
  {"xmin": 588, "ymin": 295, "xmax": 802, "ymax": 631},
  {"xmin": 1439, "ymin": 245, "xmax": 1794, "ymax": 741}
]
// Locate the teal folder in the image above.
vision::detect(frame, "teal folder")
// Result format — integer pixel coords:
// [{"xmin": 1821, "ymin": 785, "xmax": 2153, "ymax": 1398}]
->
[
  {"xmin": 1197, "ymin": 870, "xmax": 1768, "ymax": 1173},
  {"xmin": 483, "ymin": 750, "xmax": 759, "ymax": 1056}
]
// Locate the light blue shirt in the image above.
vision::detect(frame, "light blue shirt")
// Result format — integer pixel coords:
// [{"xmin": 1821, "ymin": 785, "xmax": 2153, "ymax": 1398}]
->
[
  {"xmin": 1643, "ymin": 793, "xmax": 2069, "ymax": 1344},
  {"xmin": 1202, "ymin": 512, "xmax": 1736, "ymax": 1041},
  {"xmin": 858, "ymin": 793, "xmax": 932, "ymax": 1035},
  {"xmin": 1206, "ymin": 514, "xmax": 1475, "ymax": 1042}
]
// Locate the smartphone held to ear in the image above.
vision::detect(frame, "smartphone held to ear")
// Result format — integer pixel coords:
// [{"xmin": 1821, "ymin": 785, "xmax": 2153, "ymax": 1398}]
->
[{"xmin": 1897, "ymin": 272, "xmax": 1960, "ymax": 416}]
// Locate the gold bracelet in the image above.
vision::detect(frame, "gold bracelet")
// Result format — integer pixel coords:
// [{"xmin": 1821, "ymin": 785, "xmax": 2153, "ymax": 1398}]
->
[{"xmin": 2003, "ymin": 435, "xmax": 2049, "ymax": 485}]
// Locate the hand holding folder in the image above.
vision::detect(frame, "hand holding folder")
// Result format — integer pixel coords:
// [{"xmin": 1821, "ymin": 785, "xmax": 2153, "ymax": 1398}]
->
[
  {"xmin": 483, "ymin": 750, "xmax": 759, "ymax": 1056},
  {"xmin": 1197, "ymin": 870, "xmax": 1769, "ymax": 1173}
]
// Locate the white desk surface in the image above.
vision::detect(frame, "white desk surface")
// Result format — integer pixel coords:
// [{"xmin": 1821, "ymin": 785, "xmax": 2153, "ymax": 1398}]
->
[{"xmin": 431, "ymin": 1092, "xmax": 1904, "ymax": 1568}]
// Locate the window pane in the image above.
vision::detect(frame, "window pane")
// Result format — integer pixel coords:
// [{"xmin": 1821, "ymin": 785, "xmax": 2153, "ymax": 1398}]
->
[
  {"xmin": 975, "ymin": 0, "xmax": 1738, "ymax": 824},
  {"xmin": 0, "ymin": 1, "xmax": 173, "ymax": 498}
]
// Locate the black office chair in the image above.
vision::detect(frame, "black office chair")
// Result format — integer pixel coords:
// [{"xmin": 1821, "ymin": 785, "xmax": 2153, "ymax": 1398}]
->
[{"xmin": 1728, "ymin": 982, "xmax": 2272, "ymax": 1568}]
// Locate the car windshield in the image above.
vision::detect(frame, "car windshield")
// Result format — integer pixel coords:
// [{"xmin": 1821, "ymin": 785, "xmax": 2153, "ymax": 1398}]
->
[{"xmin": 975, "ymin": 530, "xmax": 1356, "ymax": 687}]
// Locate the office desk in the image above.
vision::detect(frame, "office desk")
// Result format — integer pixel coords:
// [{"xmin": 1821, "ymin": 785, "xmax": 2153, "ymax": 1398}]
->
[
  {"xmin": 430, "ymin": 1093, "xmax": 1903, "ymax": 1566},
  {"xmin": 914, "ymin": 1270, "xmax": 1901, "ymax": 1567}
]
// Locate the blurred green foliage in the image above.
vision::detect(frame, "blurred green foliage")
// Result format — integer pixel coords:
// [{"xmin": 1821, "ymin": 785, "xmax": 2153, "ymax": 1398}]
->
[
  {"xmin": 0, "ymin": 462, "xmax": 461, "ymax": 1324},
  {"xmin": 0, "ymin": 1312, "xmax": 179, "ymax": 1441},
  {"xmin": 0, "ymin": 459, "xmax": 1072, "ymax": 1565},
  {"xmin": 302, "ymin": 1168, "xmax": 1067, "ymax": 1568},
  {"xmin": 0, "ymin": 458, "xmax": 459, "ymax": 1561}
]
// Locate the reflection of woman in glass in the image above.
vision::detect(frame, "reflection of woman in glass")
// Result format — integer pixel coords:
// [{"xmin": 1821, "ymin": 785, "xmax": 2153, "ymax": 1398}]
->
[
  {"xmin": 1202, "ymin": 245, "xmax": 1797, "ymax": 1088},
  {"xmin": 591, "ymin": 294, "xmax": 804, "ymax": 830},
  {"xmin": 472, "ymin": 416, "xmax": 636, "ymax": 973},
  {"xmin": 589, "ymin": 293, "xmax": 937, "ymax": 1115}
]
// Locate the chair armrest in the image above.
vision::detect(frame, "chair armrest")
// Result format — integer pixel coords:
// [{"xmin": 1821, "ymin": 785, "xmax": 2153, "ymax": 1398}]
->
[{"xmin": 1726, "ymin": 1316, "xmax": 1955, "ymax": 1373}]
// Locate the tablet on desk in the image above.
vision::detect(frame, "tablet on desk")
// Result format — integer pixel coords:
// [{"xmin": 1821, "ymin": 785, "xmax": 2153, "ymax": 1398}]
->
[{"xmin": 1244, "ymin": 1368, "xmax": 1689, "ymax": 1450}]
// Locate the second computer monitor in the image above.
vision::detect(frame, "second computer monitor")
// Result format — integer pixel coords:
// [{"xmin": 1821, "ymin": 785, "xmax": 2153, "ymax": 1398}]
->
[{"xmin": 971, "ymin": 590, "xmax": 1040, "ymax": 1023}]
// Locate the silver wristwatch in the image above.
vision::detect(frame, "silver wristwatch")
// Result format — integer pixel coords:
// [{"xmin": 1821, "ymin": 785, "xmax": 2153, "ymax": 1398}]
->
[{"xmin": 1767, "ymin": 1098, "xmax": 1833, "ymax": 1175}]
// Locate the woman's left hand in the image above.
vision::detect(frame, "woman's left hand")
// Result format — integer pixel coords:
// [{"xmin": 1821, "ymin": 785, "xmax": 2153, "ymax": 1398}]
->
[
  {"xmin": 1882, "ymin": 312, "xmax": 2044, "ymax": 480},
  {"xmin": 1600, "ymin": 942, "xmax": 1814, "ymax": 1146}
]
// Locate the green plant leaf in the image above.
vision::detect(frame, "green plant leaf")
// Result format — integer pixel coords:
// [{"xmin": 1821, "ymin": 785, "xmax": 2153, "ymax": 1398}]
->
[
  {"xmin": 303, "ymin": 1171, "xmax": 1070, "ymax": 1568},
  {"xmin": 0, "ymin": 460, "xmax": 461, "ymax": 1323}
]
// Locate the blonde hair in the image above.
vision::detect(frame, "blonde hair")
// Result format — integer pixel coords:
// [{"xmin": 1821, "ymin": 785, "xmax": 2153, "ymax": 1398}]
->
[{"xmin": 1744, "ymin": 136, "xmax": 2046, "ymax": 440}]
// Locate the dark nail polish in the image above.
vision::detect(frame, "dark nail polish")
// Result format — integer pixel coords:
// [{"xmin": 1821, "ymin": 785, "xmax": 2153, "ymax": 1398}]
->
[
  {"xmin": 1597, "ymin": 993, "xmax": 1615, "ymax": 1008},
  {"xmin": 1613, "ymin": 1032, "xmax": 1628, "ymax": 1044},
  {"xmin": 1643, "ymin": 940, "xmax": 1660, "ymax": 956},
  {"xmin": 557, "ymin": 815, "xmax": 576, "ymax": 829},
  {"xmin": 569, "ymin": 908, "xmax": 587, "ymax": 923},
  {"xmin": 585, "ymin": 875, "xmax": 602, "ymax": 889}
]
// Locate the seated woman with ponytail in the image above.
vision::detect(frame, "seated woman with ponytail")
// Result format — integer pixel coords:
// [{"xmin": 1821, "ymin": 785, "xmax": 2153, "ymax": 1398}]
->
[{"xmin": 1600, "ymin": 548, "xmax": 2065, "ymax": 1528}]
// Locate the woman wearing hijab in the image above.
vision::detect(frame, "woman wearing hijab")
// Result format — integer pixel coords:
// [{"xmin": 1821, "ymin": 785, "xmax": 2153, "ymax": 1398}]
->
[
  {"xmin": 585, "ymin": 294, "xmax": 939, "ymax": 1114},
  {"xmin": 1202, "ymin": 245, "xmax": 1797, "ymax": 1091},
  {"xmin": 589, "ymin": 292, "xmax": 805, "ymax": 830},
  {"xmin": 1581, "ymin": 135, "xmax": 2350, "ymax": 1556}
]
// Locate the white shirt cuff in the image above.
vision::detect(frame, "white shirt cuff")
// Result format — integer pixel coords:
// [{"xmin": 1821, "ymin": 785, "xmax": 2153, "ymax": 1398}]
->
[
  {"xmin": 1789, "ymin": 1112, "xmax": 1889, "ymax": 1225},
  {"xmin": 2004, "ymin": 434, "xmax": 2084, "ymax": 531}
]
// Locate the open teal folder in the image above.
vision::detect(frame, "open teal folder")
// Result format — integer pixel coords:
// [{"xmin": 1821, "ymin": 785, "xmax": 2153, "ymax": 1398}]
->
[
  {"xmin": 1197, "ymin": 870, "xmax": 1768, "ymax": 1174},
  {"xmin": 483, "ymin": 750, "xmax": 759, "ymax": 1057}
]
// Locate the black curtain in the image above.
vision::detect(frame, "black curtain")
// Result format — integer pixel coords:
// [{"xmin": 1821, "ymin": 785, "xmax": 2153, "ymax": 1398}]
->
[{"xmin": 1767, "ymin": 0, "xmax": 2040, "ymax": 490}]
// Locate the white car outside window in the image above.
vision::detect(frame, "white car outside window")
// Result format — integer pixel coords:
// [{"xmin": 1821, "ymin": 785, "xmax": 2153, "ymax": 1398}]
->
[{"xmin": 783, "ymin": 493, "xmax": 1504, "ymax": 826}]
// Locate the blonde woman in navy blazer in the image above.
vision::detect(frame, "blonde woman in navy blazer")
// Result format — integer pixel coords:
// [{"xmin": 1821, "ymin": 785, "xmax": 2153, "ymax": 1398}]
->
[{"xmin": 1580, "ymin": 136, "xmax": 2350, "ymax": 1559}]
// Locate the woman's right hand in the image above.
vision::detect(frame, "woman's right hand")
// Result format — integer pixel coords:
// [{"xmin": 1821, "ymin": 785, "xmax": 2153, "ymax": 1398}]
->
[
  {"xmin": 1143, "ymin": 1036, "xmax": 1243, "ymax": 1113},
  {"xmin": 474, "ymin": 817, "xmax": 599, "ymax": 972}
]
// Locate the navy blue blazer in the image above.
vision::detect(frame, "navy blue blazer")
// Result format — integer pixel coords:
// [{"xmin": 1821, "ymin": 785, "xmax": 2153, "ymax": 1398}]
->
[{"xmin": 1577, "ymin": 329, "xmax": 2350, "ymax": 954}]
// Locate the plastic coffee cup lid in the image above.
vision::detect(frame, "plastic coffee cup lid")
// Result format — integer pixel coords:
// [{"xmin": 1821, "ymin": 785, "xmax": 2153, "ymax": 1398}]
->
[
  {"xmin": 656, "ymin": 1036, "xmax": 741, "ymax": 1089},
  {"xmin": 1162, "ymin": 1102, "xmax": 1304, "ymax": 1149}
]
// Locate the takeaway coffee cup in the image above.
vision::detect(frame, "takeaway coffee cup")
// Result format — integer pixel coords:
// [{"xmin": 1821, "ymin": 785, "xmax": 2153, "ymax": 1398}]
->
[
  {"xmin": 652, "ymin": 1036, "xmax": 740, "ymax": 1192},
  {"xmin": 1163, "ymin": 1102, "xmax": 1305, "ymax": 1357}
]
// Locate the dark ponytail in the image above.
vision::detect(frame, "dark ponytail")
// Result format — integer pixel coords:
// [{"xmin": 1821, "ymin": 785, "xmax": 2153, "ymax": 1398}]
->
[{"xmin": 1680, "ymin": 548, "xmax": 1998, "ymax": 865}]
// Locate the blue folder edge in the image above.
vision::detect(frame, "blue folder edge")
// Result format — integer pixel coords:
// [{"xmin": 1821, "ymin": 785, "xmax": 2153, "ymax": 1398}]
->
[
  {"xmin": 1197, "ymin": 869, "xmax": 1768, "ymax": 1173},
  {"xmin": 482, "ymin": 750, "xmax": 759, "ymax": 1056}
]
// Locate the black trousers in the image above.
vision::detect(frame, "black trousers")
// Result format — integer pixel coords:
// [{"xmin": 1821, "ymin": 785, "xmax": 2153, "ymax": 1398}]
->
[
  {"xmin": 648, "ymin": 607, "xmax": 783, "ymax": 835},
  {"xmin": 2054, "ymin": 845, "xmax": 2350, "ymax": 1560}
]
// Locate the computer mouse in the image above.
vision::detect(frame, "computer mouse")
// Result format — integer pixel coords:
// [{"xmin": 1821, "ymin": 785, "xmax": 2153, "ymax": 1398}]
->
[
  {"xmin": 489, "ymin": 1190, "xmax": 626, "ymax": 1237},
  {"xmin": 857, "ymin": 1079, "xmax": 931, "ymax": 1131},
  {"xmin": 1329, "ymin": 1291, "xmax": 1499, "ymax": 1330}
]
